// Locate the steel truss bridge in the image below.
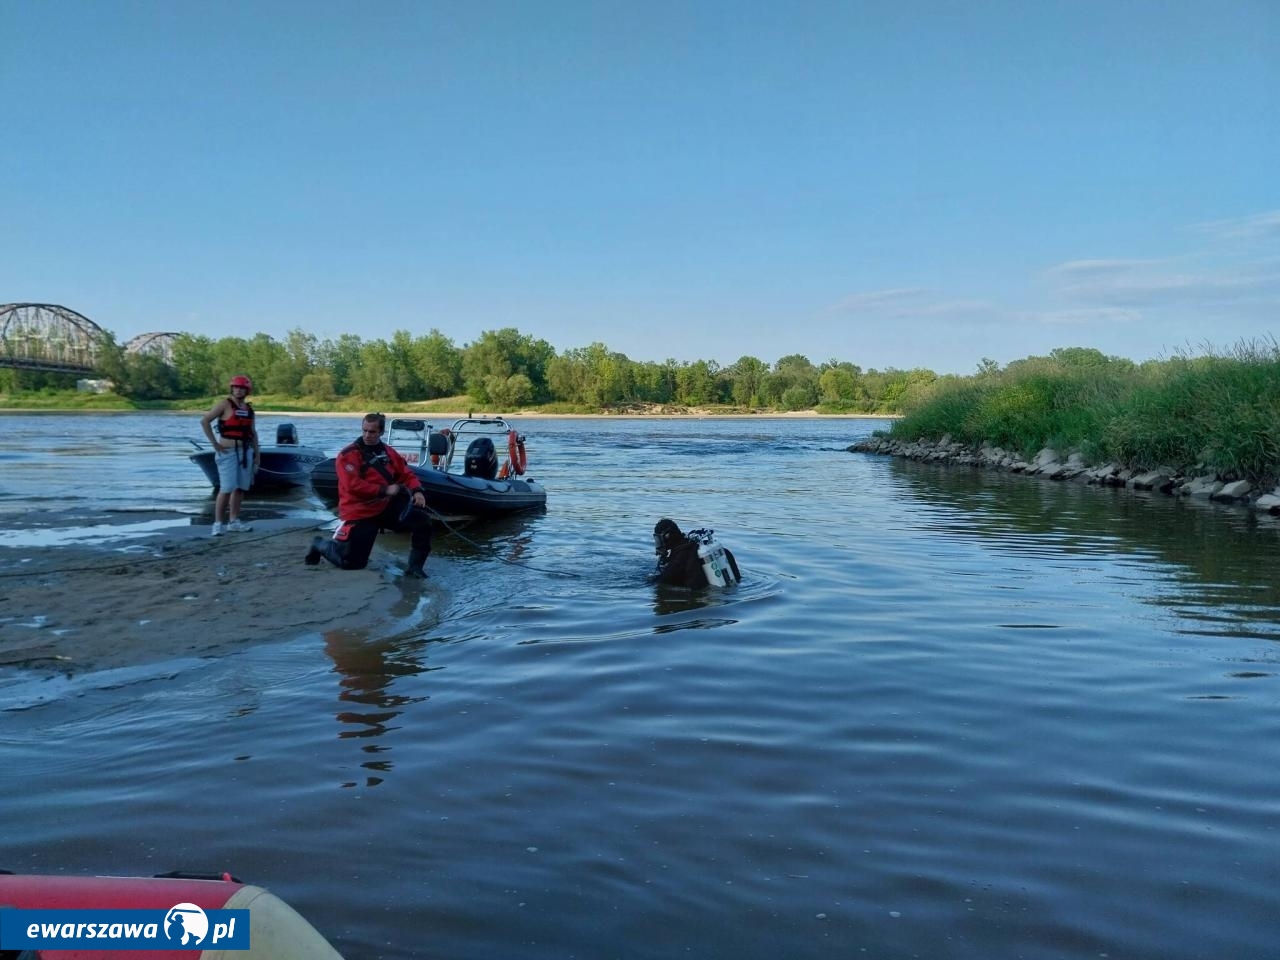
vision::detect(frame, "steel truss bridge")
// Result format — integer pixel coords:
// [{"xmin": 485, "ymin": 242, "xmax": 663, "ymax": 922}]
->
[{"xmin": 0, "ymin": 303, "xmax": 178, "ymax": 375}]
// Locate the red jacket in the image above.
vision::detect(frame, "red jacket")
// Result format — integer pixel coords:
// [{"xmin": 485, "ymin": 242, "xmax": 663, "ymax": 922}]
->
[{"xmin": 334, "ymin": 440, "xmax": 424, "ymax": 521}]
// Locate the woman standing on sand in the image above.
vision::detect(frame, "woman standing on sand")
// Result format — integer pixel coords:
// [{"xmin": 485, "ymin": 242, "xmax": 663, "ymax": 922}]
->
[{"xmin": 199, "ymin": 374, "xmax": 261, "ymax": 536}]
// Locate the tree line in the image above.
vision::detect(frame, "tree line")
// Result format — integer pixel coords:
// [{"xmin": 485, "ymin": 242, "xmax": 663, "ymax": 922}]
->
[{"xmin": 2, "ymin": 326, "xmax": 939, "ymax": 414}]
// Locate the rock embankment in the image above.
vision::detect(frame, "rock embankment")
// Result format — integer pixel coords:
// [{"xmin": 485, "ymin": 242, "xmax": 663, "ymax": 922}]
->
[{"xmin": 850, "ymin": 434, "xmax": 1280, "ymax": 514}]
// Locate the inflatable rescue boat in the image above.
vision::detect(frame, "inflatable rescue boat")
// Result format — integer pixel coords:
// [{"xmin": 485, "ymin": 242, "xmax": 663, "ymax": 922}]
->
[
  {"xmin": 310, "ymin": 416, "xmax": 547, "ymax": 519},
  {"xmin": 0, "ymin": 870, "xmax": 343, "ymax": 959}
]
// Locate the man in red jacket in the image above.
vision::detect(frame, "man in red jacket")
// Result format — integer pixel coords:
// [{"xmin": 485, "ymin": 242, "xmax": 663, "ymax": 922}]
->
[{"xmin": 305, "ymin": 413, "xmax": 432, "ymax": 578}]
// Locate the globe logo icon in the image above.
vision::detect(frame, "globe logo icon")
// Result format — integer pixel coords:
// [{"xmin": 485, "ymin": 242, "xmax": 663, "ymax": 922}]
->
[{"xmin": 164, "ymin": 903, "xmax": 209, "ymax": 946}]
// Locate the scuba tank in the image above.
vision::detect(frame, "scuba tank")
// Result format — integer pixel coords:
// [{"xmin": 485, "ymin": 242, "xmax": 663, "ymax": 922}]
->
[
  {"xmin": 688, "ymin": 528, "xmax": 740, "ymax": 588},
  {"xmin": 697, "ymin": 541, "xmax": 737, "ymax": 587}
]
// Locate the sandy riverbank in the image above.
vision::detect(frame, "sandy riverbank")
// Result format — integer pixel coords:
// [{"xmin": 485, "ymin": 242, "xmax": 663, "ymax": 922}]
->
[{"xmin": 0, "ymin": 518, "xmax": 443, "ymax": 675}]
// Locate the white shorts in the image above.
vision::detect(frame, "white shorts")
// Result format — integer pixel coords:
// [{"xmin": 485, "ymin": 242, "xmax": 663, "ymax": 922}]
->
[{"xmin": 215, "ymin": 445, "xmax": 255, "ymax": 492}]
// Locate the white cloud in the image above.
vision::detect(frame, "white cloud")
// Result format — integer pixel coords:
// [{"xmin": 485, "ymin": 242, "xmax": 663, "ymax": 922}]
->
[
  {"xmin": 1077, "ymin": 267, "xmax": 1274, "ymax": 307},
  {"xmin": 1044, "ymin": 248, "xmax": 1280, "ymax": 310},
  {"xmin": 1025, "ymin": 306, "xmax": 1144, "ymax": 326},
  {"xmin": 825, "ymin": 288, "xmax": 993, "ymax": 320},
  {"xmin": 912, "ymin": 298, "xmax": 995, "ymax": 318},
  {"xmin": 1194, "ymin": 209, "xmax": 1280, "ymax": 242},
  {"xmin": 819, "ymin": 208, "xmax": 1280, "ymax": 371},
  {"xmin": 1044, "ymin": 259, "xmax": 1162, "ymax": 280},
  {"xmin": 824, "ymin": 287, "xmax": 925, "ymax": 313}
]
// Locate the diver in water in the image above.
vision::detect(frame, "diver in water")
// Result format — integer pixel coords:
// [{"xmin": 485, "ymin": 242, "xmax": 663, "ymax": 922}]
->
[{"xmin": 653, "ymin": 518, "xmax": 741, "ymax": 588}]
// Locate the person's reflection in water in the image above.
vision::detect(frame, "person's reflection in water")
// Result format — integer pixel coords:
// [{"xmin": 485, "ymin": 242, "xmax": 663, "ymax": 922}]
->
[
  {"xmin": 323, "ymin": 628, "xmax": 437, "ymax": 788},
  {"xmin": 651, "ymin": 584, "xmax": 734, "ymax": 619}
]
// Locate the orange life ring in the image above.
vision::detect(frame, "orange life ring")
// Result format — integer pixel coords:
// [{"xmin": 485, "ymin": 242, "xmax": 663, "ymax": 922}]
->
[{"xmin": 507, "ymin": 429, "xmax": 527, "ymax": 476}]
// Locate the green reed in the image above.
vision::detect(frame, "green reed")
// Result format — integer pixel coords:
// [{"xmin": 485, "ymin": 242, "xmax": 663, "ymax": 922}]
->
[{"xmin": 891, "ymin": 342, "xmax": 1280, "ymax": 486}]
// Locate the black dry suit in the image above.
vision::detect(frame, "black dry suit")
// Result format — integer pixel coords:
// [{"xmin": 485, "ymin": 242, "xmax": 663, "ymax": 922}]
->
[{"xmin": 653, "ymin": 518, "xmax": 741, "ymax": 588}]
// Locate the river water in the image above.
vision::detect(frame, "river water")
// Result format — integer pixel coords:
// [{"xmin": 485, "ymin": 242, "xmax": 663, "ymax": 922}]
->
[{"xmin": 2, "ymin": 412, "xmax": 1279, "ymax": 959}]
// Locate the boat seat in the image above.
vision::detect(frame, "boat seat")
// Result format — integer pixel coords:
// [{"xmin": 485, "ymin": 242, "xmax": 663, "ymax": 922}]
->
[{"xmin": 428, "ymin": 432, "xmax": 451, "ymax": 457}]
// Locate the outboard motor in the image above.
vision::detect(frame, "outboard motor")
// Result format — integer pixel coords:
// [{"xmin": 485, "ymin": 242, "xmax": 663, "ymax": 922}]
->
[
  {"xmin": 463, "ymin": 436, "xmax": 498, "ymax": 479},
  {"xmin": 276, "ymin": 422, "xmax": 299, "ymax": 445}
]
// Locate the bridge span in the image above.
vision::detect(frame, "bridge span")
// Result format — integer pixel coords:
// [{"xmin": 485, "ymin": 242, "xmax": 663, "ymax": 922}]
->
[
  {"xmin": 0, "ymin": 304, "xmax": 182, "ymax": 377},
  {"xmin": 0, "ymin": 303, "xmax": 109, "ymax": 375}
]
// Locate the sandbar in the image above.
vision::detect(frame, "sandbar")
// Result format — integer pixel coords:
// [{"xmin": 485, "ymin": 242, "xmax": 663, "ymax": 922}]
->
[{"xmin": 0, "ymin": 518, "xmax": 438, "ymax": 675}]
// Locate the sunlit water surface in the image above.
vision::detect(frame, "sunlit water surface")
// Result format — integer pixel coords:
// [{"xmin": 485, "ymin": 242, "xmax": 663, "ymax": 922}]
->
[{"xmin": 2, "ymin": 413, "xmax": 1279, "ymax": 959}]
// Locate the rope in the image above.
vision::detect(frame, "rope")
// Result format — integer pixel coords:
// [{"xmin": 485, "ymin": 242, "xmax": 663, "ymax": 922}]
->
[{"xmin": 422, "ymin": 504, "xmax": 585, "ymax": 579}]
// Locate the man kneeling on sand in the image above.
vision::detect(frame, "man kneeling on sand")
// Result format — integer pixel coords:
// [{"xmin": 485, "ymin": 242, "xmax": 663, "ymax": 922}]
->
[{"xmin": 305, "ymin": 413, "xmax": 432, "ymax": 578}]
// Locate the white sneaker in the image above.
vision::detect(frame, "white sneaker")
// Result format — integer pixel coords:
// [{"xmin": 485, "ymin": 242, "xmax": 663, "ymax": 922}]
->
[
  {"xmin": 227, "ymin": 519, "xmax": 253, "ymax": 532},
  {"xmin": 210, "ymin": 522, "xmax": 225, "ymax": 537}
]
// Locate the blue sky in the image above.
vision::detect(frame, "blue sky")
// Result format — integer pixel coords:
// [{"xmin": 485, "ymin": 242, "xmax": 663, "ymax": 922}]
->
[{"xmin": 4, "ymin": 1, "xmax": 1276, "ymax": 375}]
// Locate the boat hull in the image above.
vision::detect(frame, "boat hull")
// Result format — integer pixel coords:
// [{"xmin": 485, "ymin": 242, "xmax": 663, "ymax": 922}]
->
[
  {"xmin": 310, "ymin": 459, "xmax": 547, "ymax": 518},
  {"xmin": 0, "ymin": 872, "xmax": 343, "ymax": 959},
  {"xmin": 191, "ymin": 446, "xmax": 329, "ymax": 492}
]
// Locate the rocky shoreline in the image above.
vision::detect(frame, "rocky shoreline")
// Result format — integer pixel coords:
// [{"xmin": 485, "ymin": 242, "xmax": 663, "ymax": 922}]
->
[{"xmin": 850, "ymin": 434, "xmax": 1280, "ymax": 515}]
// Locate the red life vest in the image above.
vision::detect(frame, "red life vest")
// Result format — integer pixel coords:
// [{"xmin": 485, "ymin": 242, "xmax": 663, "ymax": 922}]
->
[{"xmin": 217, "ymin": 398, "xmax": 255, "ymax": 442}]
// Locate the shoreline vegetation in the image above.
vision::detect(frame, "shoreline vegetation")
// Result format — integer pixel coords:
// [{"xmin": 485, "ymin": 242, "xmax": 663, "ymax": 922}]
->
[
  {"xmin": 3, "ymin": 332, "xmax": 1276, "ymax": 487},
  {"xmin": 0, "ymin": 397, "xmax": 877, "ymax": 419},
  {"xmin": 0, "ymin": 326, "xmax": 926, "ymax": 417},
  {"xmin": 852, "ymin": 341, "xmax": 1280, "ymax": 515}
]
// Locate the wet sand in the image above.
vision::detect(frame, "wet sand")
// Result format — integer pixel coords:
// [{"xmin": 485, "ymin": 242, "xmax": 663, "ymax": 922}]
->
[{"xmin": 0, "ymin": 518, "xmax": 439, "ymax": 674}]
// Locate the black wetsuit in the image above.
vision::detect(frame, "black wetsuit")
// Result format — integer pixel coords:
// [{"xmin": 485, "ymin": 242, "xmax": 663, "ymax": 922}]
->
[{"xmin": 657, "ymin": 537, "xmax": 740, "ymax": 588}]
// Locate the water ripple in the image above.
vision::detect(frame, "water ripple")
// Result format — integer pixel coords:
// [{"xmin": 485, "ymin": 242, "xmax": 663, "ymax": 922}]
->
[{"xmin": 2, "ymin": 415, "xmax": 1280, "ymax": 959}]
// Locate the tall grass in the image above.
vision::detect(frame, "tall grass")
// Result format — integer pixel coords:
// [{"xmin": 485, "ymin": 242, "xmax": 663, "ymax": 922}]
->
[{"xmin": 891, "ymin": 341, "xmax": 1280, "ymax": 485}]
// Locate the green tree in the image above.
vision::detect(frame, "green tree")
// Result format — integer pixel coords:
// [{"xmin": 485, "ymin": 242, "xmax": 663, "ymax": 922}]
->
[
  {"xmin": 114, "ymin": 353, "xmax": 181, "ymax": 400},
  {"xmin": 462, "ymin": 328, "xmax": 554, "ymax": 404},
  {"xmin": 349, "ymin": 340, "xmax": 413, "ymax": 401},
  {"xmin": 975, "ymin": 357, "xmax": 1001, "ymax": 378},
  {"xmin": 1048, "ymin": 346, "xmax": 1130, "ymax": 369},
  {"xmin": 300, "ymin": 370, "xmax": 337, "ymax": 401},
  {"xmin": 93, "ymin": 333, "xmax": 127, "ymax": 391},
  {"xmin": 316, "ymin": 334, "xmax": 364, "ymax": 397},
  {"xmin": 767, "ymin": 354, "xmax": 819, "ymax": 409},
  {"xmin": 410, "ymin": 329, "xmax": 463, "ymax": 398},
  {"xmin": 171, "ymin": 335, "xmax": 217, "ymax": 396},
  {"xmin": 242, "ymin": 334, "xmax": 287, "ymax": 390},
  {"xmin": 547, "ymin": 348, "xmax": 590, "ymax": 405},
  {"xmin": 555, "ymin": 342, "xmax": 636, "ymax": 406},
  {"xmin": 208, "ymin": 338, "xmax": 251, "ymax": 394},
  {"xmin": 631, "ymin": 359, "xmax": 679, "ymax": 404},
  {"xmin": 675, "ymin": 359, "xmax": 719, "ymax": 405},
  {"xmin": 262, "ymin": 328, "xmax": 318, "ymax": 395},
  {"xmin": 875, "ymin": 368, "xmax": 937, "ymax": 413},
  {"xmin": 388, "ymin": 330, "xmax": 424, "ymax": 399},
  {"xmin": 726, "ymin": 355, "xmax": 768, "ymax": 408},
  {"xmin": 819, "ymin": 363, "xmax": 861, "ymax": 407},
  {"xmin": 595, "ymin": 346, "xmax": 636, "ymax": 406},
  {"xmin": 485, "ymin": 372, "xmax": 535, "ymax": 408}
]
